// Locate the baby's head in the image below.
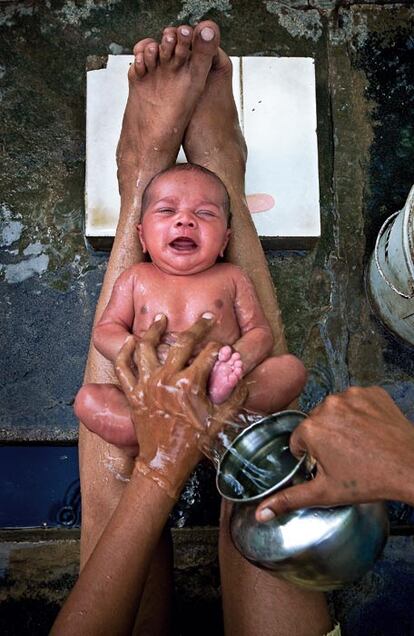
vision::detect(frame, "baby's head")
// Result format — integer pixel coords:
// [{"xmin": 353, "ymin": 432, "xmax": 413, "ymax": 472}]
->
[{"xmin": 138, "ymin": 163, "xmax": 232, "ymax": 276}]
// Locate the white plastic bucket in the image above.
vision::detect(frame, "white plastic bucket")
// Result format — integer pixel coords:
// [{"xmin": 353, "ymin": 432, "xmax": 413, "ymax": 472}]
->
[{"xmin": 367, "ymin": 185, "xmax": 414, "ymax": 346}]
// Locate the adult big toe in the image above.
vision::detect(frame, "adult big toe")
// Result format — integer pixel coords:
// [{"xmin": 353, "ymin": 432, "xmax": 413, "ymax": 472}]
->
[{"xmin": 191, "ymin": 20, "xmax": 220, "ymax": 71}]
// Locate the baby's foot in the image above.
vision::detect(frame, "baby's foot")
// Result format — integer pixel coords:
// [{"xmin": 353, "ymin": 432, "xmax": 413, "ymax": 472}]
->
[
  {"xmin": 208, "ymin": 345, "xmax": 244, "ymax": 404},
  {"xmin": 117, "ymin": 21, "xmax": 221, "ymax": 174}
]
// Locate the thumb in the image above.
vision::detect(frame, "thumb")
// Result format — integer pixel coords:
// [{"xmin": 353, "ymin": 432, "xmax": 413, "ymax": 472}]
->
[{"xmin": 255, "ymin": 479, "xmax": 324, "ymax": 522}]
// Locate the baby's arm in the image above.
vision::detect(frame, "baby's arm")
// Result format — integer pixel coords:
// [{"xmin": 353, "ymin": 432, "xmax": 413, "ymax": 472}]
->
[
  {"xmin": 231, "ymin": 267, "xmax": 274, "ymax": 374},
  {"xmin": 208, "ymin": 268, "xmax": 273, "ymax": 404},
  {"xmin": 93, "ymin": 267, "xmax": 136, "ymax": 363}
]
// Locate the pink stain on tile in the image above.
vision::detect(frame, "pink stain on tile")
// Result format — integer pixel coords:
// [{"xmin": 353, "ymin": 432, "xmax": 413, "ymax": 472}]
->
[{"xmin": 246, "ymin": 193, "xmax": 275, "ymax": 214}]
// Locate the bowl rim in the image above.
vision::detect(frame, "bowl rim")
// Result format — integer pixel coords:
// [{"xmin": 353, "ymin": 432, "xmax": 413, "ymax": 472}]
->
[{"xmin": 216, "ymin": 409, "xmax": 307, "ymax": 503}]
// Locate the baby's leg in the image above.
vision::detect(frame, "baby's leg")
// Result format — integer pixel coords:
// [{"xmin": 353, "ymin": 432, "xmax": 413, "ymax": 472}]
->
[
  {"xmin": 75, "ymin": 384, "xmax": 138, "ymax": 452},
  {"xmin": 208, "ymin": 345, "xmax": 244, "ymax": 404},
  {"xmin": 244, "ymin": 354, "xmax": 307, "ymax": 414}
]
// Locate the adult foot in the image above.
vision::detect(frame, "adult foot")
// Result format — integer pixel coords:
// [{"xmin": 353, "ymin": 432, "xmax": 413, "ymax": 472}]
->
[
  {"xmin": 208, "ymin": 346, "xmax": 244, "ymax": 404},
  {"xmin": 183, "ymin": 45, "xmax": 247, "ymax": 191},
  {"xmin": 117, "ymin": 21, "xmax": 221, "ymax": 177}
]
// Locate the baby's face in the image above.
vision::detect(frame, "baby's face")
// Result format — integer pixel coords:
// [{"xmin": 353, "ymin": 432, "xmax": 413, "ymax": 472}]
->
[{"xmin": 138, "ymin": 171, "xmax": 231, "ymax": 276}]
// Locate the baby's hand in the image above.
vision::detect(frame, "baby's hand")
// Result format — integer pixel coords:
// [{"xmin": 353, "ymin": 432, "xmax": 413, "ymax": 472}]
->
[{"xmin": 208, "ymin": 346, "xmax": 244, "ymax": 405}]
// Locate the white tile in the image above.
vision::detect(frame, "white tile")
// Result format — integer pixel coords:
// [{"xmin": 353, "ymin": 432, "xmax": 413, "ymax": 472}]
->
[
  {"xmin": 85, "ymin": 58, "xmax": 132, "ymax": 235},
  {"xmin": 85, "ymin": 55, "xmax": 320, "ymax": 246},
  {"xmin": 231, "ymin": 57, "xmax": 241, "ymax": 126},
  {"xmin": 243, "ymin": 57, "xmax": 320, "ymax": 243}
]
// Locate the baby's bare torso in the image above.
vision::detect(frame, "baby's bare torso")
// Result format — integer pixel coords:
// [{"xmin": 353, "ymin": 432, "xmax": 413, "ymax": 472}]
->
[{"xmin": 130, "ymin": 262, "xmax": 241, "ymax": 352}]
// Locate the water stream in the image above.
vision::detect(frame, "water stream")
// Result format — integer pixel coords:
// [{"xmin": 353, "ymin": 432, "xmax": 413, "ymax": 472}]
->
[{"xmin": 219, "ymin": 440, "xmax": 299, "ymax": 500}]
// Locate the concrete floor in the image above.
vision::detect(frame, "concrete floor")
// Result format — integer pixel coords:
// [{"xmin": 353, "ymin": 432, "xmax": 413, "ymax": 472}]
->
[{"xmin": 1, "ymin": 1, "xmax": 414, "ymax": 634}]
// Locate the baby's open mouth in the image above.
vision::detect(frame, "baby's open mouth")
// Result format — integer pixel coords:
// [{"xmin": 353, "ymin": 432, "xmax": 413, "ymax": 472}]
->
[{"xmin": 169, "ymin": 237, "xmax": 198, "ymax": 251}]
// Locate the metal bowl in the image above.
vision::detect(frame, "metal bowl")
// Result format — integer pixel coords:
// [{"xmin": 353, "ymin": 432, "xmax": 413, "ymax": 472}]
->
[
  {"xmin": 216, "ymin": 410, "xmax": 389, "ymax": 591},
  {"xmin": 230, "ymin": 500, "xmax": 389, "ymax": 591},
  {"xmin": 216, "ymin": 410, "xmax": 307, "ymax": 503}
]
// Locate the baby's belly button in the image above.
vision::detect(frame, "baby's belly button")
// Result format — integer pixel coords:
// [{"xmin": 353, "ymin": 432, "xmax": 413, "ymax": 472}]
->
[{"xmin": 155, "ymin": 334, "xmax": 204, "ymax": 364}]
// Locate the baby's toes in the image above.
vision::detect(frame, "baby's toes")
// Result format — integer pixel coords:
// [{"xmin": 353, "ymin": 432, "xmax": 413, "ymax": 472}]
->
[
  {"xmin": 233, "ymin": 361, "xmax": 243, "ymax": 379},
  {"xmin": 229, "ymin": 353, "xmax": 243, "ymax": 377},
  {"xmin": 218, "ymin": 345, "xmax": 233, "ymax": 362},
  {"xmin": 228, "ymin": 351, "xmax": 241, "ymax": 366}
]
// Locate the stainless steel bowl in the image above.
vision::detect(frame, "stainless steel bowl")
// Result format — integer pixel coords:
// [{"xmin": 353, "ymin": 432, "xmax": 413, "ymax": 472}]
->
[
  {"xmin": 230, "ymin": 500, "xmax": 389, "ymax": 591},
  {"xmin": 216, "ymin": 410, "xmax": 389, "ymax": 591},
  {"xmin": 216, "ymin": 411, "xmax": 307, "ymax": 502}
]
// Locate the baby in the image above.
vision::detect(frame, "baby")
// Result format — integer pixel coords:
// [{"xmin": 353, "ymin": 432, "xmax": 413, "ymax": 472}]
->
[{"xmin": 75, "ymin": 163, "xmax": 306, "ymax": 448}]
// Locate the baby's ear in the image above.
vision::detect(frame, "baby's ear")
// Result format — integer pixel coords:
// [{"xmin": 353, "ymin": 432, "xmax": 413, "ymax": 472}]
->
[
  {"xmin": 220, "ymin": 229, "xmax": 231, "ymax": 257},
  {"xmin": 137, "ymin": 224, "xmax": 147, "ymax": 253}
]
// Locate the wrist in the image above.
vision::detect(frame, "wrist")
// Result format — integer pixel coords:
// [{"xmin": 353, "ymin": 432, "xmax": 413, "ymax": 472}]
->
[
  {"xmin": 133, "ymin": 447, "xmax": 200, "ymax": 501},
  {"xmin": 387, "ymin": 451, "xmax": 414, "ymax": 506},
  {"xmin": 377, "ymin": 427, "xmax": 414, "ymax": 505},
  {"xmin": 133, "ymin": 460, "xmax": 180, "ymax": 501}
]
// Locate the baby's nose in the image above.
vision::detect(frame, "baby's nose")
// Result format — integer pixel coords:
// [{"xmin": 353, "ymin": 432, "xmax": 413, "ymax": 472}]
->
[{"xmin": 175, "ymin": 213, "xmax": 196, "ymax": 228}]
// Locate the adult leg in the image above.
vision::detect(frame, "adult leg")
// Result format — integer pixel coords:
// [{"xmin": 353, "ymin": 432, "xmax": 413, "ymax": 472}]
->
[
  {"xmin": 183, "ymin": 45, "xmax": 332, "ymax": 635},
  {"xmin": 78, "ymin": 22, "xmax": 222, "ymax": 634}
]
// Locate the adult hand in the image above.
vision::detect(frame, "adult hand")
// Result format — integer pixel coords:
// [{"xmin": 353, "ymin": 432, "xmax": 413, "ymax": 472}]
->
[
  {"xmin": 256, "ymin": 386, "xmax": 414, "ymax": 521},
  {"xmin": 115, "ymin": 313, "xmax": 247, "ymax": 499}
]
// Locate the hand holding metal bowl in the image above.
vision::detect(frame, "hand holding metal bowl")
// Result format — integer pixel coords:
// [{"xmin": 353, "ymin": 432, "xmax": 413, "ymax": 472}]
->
[{"xmin": 216, "ymin": 410, "xmax": 389, "ymax": 592}]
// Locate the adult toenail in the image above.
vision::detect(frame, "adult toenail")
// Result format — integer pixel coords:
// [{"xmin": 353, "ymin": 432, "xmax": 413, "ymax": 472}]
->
[
  {"xmin": 136, "ymin": 53, "xmax": 143, "ymax": 64},
  {"xmin": 200, "ymin": 26, "xmax": 215, "ymax": 41},
  {"xmin": 149, "ymin": 46, "xmax": 157, "ymax": 53},
  {"xmin": 180, "ymin": 27, "xmax": 191, "ymax": 36},
  {"xmin": 166, "ymin": 35, "xmax": 175, "ymax": 42}
]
